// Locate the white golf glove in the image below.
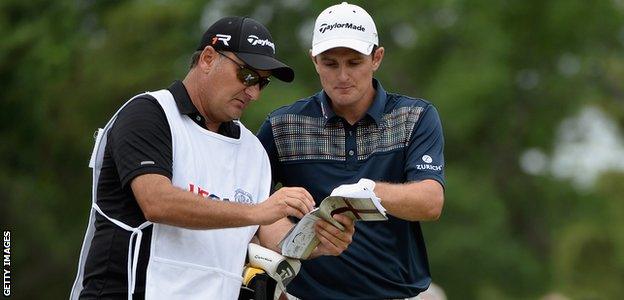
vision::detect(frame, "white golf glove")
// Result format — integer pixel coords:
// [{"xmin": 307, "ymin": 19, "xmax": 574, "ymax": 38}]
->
[{"xmin": 330, "ymin": 178, "xmax": 377, "ymax": 199}]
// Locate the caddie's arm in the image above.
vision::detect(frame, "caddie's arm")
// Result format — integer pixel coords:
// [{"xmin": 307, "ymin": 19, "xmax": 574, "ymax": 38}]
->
[{"xmin": 130, "ymin": 174, "xmax": 314, "ymax": 229}]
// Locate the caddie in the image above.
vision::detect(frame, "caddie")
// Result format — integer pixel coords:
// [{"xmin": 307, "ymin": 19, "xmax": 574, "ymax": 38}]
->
[{"xmin": 71, "ymin": 16, "xmax": 354, "ymax": 300}]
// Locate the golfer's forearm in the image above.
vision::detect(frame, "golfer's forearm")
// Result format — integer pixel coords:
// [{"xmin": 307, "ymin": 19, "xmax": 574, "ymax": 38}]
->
[
  {"xmin": 257, "ymin": 218, "xmax": 294, "ymax": 252},
  {"xmin": 374, "ymin": 180, "xmax": 444, "ymax": 221},
  {"xmin": 131, "ymin": 174, "xmax": 259, "ymax": 229}
]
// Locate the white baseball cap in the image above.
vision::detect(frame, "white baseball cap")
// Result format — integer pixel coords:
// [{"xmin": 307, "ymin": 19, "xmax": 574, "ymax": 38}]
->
[{"xmin": 311, "ymin": 2, "xmax": 378, "ymax": 56}]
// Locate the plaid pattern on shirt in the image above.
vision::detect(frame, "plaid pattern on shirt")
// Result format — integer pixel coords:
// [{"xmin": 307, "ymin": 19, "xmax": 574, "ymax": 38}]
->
[
  {"xmin": 271, "ymin": 106, "xmax": 423, "ymax": 162},
  {"xmin": 271, "ymin": 114, "xmax": 346, "ymax": 161},
  {"xmin": 356, "ymin": 106, "xmax": 423, "ymax": 160}
]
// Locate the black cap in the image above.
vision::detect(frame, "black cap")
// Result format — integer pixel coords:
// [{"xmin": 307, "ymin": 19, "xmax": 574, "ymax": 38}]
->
[{"xmin": 197, "ymin": 16, "xmax": 294, "ymax": 82}]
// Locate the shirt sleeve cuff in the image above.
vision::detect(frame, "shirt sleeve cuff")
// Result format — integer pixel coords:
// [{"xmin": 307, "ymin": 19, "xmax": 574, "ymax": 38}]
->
[
  {"xmin": 406, "ymin": 174, "xmax": 446, "ymax": 190},
  {"xmin": 120, "ymin": 166, "xmax": 173, "ymax": 189}
]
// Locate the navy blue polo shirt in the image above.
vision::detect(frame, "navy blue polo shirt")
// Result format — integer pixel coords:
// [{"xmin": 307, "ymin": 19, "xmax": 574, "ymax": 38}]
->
[{"xmin": 257, "ymin": 79, "xmax": 445, "ymax": 299}]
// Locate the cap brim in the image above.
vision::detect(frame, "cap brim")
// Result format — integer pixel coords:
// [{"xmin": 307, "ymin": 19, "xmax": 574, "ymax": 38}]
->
[
  {"xmin": 311, "ymin": 39, "xmax": 375, "ymax": 56},
  {"xmin": 234, "ymin": 52, "xmax": 295, "ymax": 82}
]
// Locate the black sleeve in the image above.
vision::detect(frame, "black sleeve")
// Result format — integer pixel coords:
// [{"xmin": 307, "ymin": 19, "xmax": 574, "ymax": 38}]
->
[{"xmin": 107, "ymin": 96, "xmax": 173, "ymax": 188}]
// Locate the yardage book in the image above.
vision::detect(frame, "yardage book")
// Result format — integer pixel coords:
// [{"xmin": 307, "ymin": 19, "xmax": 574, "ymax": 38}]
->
[{"xmin": 279, "ymin": 180, "xmax": 388, "ymax": 259}]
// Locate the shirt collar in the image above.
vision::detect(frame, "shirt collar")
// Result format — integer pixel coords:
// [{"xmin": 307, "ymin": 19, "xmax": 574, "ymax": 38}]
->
[
  {"xmin": 318, "ymin": 91, "xmax": 338, "ymax": 124},
  {"xmin": 317, "ymin": 78, "xmax": 387, "ymax": 125},
  {"xmin": 168, "ymin": 80, "xmax": 197, "ymax": 115},
  {"xmin": 366, "ymin": 79, "xmax": 388, "ymax": 125},
  {"xmin": 167, "ymin": 80, "xmax": 240, "ymax": 138}
]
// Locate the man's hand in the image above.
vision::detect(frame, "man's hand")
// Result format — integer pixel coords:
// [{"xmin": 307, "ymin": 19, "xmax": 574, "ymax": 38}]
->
[
  {"xmin": 309, "ymin": 214, "xmax": 355, "ymax": 258},
  {"xmin": 253, "ymin": 187, "xmax": 315, "ymax": 225}
]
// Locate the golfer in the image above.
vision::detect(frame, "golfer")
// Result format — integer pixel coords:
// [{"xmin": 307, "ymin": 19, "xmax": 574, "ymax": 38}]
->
[{"xmin": 258, "ymin": 3, "xmax": 445, "ymax": 299}]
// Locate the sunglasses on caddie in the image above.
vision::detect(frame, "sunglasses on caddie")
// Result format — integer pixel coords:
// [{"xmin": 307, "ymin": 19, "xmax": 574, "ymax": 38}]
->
[{"xmin": 218, "ymin": 51, "xmax": 271, "ymax": 90}]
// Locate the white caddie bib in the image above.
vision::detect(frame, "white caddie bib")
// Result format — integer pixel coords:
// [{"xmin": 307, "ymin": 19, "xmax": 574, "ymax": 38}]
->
[{"xmin": 70, "ymin": 89, "xmax": 271, "ymax": 300}]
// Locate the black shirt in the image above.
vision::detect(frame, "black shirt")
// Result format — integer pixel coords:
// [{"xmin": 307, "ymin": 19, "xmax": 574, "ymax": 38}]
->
[{"xmin": 80, "ymin": 81, "xmax": 239, "ymax": 299}]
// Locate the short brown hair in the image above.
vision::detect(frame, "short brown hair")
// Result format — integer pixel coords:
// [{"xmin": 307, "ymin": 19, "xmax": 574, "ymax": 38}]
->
[{"xmin": 189, "ymin": 50, "xmax": 202, "ymax": 69}]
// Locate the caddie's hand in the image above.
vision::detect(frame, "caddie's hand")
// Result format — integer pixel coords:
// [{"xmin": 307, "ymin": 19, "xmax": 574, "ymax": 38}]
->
[
  {"xmin": 309, "ymin": 214, "xmax": 355, "ymax": 258},
  {"xmin": 254, "ymin": 187, "xmax": 315, "ymax": 225}
]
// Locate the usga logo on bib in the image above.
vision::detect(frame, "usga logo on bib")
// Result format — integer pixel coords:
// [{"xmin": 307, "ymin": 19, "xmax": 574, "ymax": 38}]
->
[{"xmin": 234, "ymin": 188, "xmax": 253, "ymax": 204}]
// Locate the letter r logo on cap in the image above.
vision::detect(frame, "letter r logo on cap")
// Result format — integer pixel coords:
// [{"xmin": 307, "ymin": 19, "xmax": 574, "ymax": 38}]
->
[{"xmin": 212, "ymin": 34, "xmax": 231, "ymax": 46}]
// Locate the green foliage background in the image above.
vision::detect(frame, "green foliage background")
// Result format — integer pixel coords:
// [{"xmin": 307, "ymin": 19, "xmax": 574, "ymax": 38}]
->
[{"xmin": 2, "ymin": 0, "xmax": 623, "ymax": 299}]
